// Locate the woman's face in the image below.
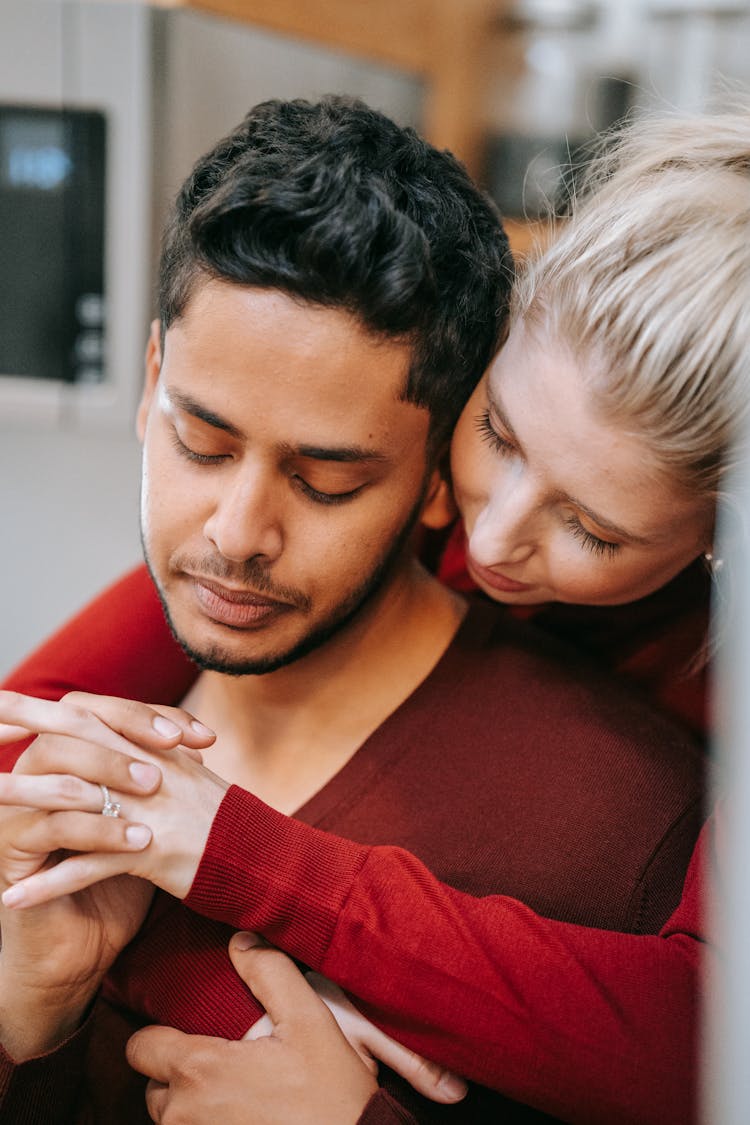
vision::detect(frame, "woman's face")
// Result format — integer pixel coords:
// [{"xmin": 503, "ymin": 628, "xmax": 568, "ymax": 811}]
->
[{"xmin": 451, "ymin": 323, "xmax": 714, "ymax": 607}]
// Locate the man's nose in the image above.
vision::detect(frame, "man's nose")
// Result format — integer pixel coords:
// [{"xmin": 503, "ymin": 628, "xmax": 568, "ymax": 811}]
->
[{"xmin": 203, "ymin": 469, "xmax": 283, "ymax": 564}]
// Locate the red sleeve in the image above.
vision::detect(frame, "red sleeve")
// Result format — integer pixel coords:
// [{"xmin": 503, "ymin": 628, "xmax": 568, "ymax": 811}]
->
[
  {"xmin": 186, "ymin": 784, "xmax": 708, "ymax": 1125},
  {"xmin": 2, "ymin": 564, "xmax": 194, "ymax": 705},
  {"xmin": 1, "ymin": 565, "xmax": 196, "ymax": 771}
]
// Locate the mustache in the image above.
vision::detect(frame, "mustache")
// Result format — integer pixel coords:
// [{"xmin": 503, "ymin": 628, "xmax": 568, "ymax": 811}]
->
[{"xmin": 174, "ymin": 554, "xmax": 312, "ymax": 611}]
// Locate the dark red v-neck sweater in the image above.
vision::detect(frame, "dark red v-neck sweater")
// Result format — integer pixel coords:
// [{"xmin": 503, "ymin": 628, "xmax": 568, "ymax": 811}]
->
[{"xmin": 0, "ymin": 565, "xmax": 707, "ymax": 1124}]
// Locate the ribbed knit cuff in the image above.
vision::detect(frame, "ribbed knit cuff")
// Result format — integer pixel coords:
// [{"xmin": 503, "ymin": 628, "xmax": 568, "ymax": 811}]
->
[
  {"xmin": 0, "ymin": 1010, "xmax": 93, "ymax": 1124},
  {"xmin": 184, "ymin": 785, "xmax": 371, "ymax": 970},
  {"xmin": 357, "ymin": 1090, "xmax": 419, "ymax": 1125}
]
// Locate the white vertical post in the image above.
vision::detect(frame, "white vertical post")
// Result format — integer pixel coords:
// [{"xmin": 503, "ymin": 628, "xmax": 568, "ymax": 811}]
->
[{"xmin": 704, "ymin": 423, "xmax": 750, "ymax": 1121}]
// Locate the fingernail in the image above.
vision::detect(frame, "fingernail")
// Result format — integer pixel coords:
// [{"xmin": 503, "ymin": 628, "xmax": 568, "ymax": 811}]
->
[
  {"xmin": 125, "ymin": 824, "xmax": 152, "ymax": 848},
  {"xmin": 190, "ymin": 719, "xmax": 215, "ymax": 738},
  {"xmin": 232, "ymin": 931, "xmax": 261, "ymax": 952},
  {"xmin": 2, "ymin": 885, "xmax": 25, "ymax": 908},
  {"xmin": 153, "ymin": 715, "xmax": 182, "ymax": 738},
  {"xmin": 437, "ymin": 1074, "xmax": 467, "ymax": 1101},
  {"xmin": 129, "ymin": 761, "xmax": 161, "ymax": 789}
]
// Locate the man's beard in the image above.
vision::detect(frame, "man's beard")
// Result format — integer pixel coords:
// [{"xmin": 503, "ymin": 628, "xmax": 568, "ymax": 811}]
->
[{"xmin": 141, "ymin": 487, "xmax": 427, "ymax": 677}]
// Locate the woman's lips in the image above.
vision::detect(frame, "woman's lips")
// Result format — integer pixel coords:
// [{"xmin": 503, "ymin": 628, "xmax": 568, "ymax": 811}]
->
[
  {"xmin": 192, "ymin": 578, "xmax": 291, "ymax": 628},
  {"xmin": 466, "ymin": 558, "xmax": 534, "ymax": 594}
]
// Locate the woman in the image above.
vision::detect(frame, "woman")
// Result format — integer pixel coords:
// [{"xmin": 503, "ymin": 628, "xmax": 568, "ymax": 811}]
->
[{"xmin": 0, "ymin": 105, "xmax": 747, "ymax": 1124}]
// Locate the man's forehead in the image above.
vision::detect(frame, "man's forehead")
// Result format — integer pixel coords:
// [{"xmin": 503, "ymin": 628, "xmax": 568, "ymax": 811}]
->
[{"xmin": 159, "ymin": 283, "xmax": 432, "ymax": 451}]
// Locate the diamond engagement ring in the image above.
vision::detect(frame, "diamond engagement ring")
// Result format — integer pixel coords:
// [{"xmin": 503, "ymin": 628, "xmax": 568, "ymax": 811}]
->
[{"xmin": 99, "ymin": 784, "xmax": 121, "ymax": 818}]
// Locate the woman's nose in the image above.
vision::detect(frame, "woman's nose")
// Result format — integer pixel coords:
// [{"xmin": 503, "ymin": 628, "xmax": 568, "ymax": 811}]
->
[{"xmin": 467, "ymin": 475, "xmax": 539, "ymax": 570}]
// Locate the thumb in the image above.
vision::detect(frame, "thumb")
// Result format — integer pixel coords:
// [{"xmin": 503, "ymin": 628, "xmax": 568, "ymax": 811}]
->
[{"xmin": 229, "ymin": 932, "xmax": 325, "ymax": 1032}]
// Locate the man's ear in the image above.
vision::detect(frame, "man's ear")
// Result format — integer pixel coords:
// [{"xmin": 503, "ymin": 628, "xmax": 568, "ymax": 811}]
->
[
  {"xmin": 136, "ymin": 320, "xmax": 162, "ymax": 442},
  {"xmin": 420, "ymin": 466, "xmax": 459, "ymax": 530}
]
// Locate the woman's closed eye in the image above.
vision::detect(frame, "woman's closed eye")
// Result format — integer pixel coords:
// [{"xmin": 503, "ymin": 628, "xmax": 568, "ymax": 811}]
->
[
  {"xmin": 564, "ymin": 514, "xmax": 620, "ymax": 559},
  {"xmin": 476, "ymin": 409, "xmax": 515, "ymax": 457}
]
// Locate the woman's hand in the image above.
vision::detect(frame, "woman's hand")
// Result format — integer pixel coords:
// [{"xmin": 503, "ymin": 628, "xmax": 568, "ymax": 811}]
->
[
  {"xmin": 300, "ymin": 974, "xmax": 467, "ymax": 1104},
  {"xmin": 0, "ymin": 689, "xmax": 215, "ymax": 756},
  {"xmin": 0, "ymin": 690, "xmax": 226, "ymax": 908}
]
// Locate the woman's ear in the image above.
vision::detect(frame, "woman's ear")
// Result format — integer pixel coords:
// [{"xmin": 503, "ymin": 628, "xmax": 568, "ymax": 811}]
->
[
  {"xmin": 421, "ymin": 467, "xmax": 459, "ymax": 530},
  {"xmin": 136, "ymin": 320, "xmax": 162, "ymax": 441}
]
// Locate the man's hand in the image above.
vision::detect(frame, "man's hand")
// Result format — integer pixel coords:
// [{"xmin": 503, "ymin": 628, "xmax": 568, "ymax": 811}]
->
[
  {"xmin": 0, "ymin": 690, "xmax": 226, "ymax": 907},
  {"xmin": 127, "ymin": 934, "xmax": 380, "ymax": 1125},
  {"xmin": 0, "ymin": 691, "xmax": 215, "ymax": 1060},
  {"xmin": 128, "ymin": 934, "xmax": 466, "ymax": 1125}
]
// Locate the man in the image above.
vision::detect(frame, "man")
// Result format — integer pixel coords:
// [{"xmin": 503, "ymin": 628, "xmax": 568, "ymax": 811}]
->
[{"xmin": 0, "ymin": 96, "xmax": 703, "ymax": 1124}]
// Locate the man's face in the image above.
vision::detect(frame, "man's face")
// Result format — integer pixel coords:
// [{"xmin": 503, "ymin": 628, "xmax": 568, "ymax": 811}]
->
[{"xmin": 137, "ymin": 281, "xmax": 439, "ymax": 675}]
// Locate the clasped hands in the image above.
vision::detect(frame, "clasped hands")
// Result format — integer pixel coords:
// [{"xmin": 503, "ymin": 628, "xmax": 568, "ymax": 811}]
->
[
  {"xmin": 0, "ymin": 689, "xmax": 466, "ymax": 1121},
  {"xmin": 0, "ymin": 688, "xmax": 226, "ymax": 908}
]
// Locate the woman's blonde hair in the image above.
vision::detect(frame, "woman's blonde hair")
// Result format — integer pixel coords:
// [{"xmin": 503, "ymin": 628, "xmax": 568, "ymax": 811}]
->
[{"xmin": 512, "ymin": 107, "xmax": 750, "ymax": 499}]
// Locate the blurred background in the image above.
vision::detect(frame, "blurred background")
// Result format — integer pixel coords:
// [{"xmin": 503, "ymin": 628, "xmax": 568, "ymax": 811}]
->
[{"xmin": 1, "ymin": 0, "xmax": 749, "ymax": 676}]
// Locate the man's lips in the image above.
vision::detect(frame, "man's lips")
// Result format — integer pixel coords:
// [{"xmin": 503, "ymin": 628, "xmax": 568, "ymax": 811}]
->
[
  {"xmin": 190, "ymin": 577, "xmax": 293, "ymax": 628},
  {"xmin": 466, "ymin": 557, "xmax": 534, "ymax": 594}
]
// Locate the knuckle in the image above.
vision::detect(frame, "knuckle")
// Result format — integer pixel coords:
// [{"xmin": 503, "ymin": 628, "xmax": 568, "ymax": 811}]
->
[
  {"xmin": 57, "ymin": 774, "xmax": 86, "ymax": 803},
  {"xmin": 121, "ymin": 697, "xmax": 144, "ymax": 721},
  {"xmin": 64, "ymin": 701, "xmax": 96, "ymax": 729},
  {"xmin": 75, "ymin": 855, "xmax": 97, "ymax": 882},
  {"xmin": 60, "ymin": 691, "xmax": 84, "ymax": 705},
  {"xmin": 180, "ymin": 1046, "xmax": 214, "ymax": 1082}
]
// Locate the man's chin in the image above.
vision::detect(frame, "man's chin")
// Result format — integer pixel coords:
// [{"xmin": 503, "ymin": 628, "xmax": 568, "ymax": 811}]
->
[{"xmin": 176, "ymin": 636, "xmax": 305, "ymax": 677}]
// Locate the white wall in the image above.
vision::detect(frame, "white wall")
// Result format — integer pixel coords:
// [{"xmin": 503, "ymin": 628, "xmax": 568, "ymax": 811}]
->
[
  {"xmin": 0, "ymin": 426, "xmax": 143, "ymax": 677},
  {"xmin": 0, "ymin": 0, "xmax": 151, "ymax": 677}
]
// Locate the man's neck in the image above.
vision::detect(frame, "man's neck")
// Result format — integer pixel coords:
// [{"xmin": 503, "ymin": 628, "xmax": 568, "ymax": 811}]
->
[{"xmin": 182, "ymin": 560, "xmax": 466, "ymax": 814}]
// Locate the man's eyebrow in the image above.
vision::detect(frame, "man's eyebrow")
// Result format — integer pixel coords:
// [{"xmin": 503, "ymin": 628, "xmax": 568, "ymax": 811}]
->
[
  {"xmin": 488, "ymin": 380, "xmax": 652, "ymax": 545},
  {"xmin": 166, "ymin": 388, "xmax": 244, "ymax": 439},
  {"xmin": 165, "ymin": 389, "xmax": 387, "ymax": 463},
  {"xmin": 282, "ymin": 443, "xmax": 388, "ymax": 464}
]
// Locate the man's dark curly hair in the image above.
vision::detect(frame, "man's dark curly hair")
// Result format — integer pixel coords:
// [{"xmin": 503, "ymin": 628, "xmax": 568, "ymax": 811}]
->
[{"xmin": 159, "ymin": 96, "xmax": 513, "ymax": 450}]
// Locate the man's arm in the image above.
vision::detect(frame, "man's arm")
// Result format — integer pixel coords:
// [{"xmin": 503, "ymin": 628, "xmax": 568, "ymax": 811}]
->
[{"xmin": 0, "ymin": 1011, "xmax": 95, "ymax": 1125}]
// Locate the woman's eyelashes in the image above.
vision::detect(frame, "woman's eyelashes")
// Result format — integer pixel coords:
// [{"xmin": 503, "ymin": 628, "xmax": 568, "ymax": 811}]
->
[
  {"xmin": 564, "ymin": 515, "xmax": 620, "ymax": 559},
  {"xmin": 474, "ymin": 413, "xmax": 621, "ymax": 560},
  {"xmin": 476, "ymin": 409, "xmax": 515, "ymax": 456}
]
